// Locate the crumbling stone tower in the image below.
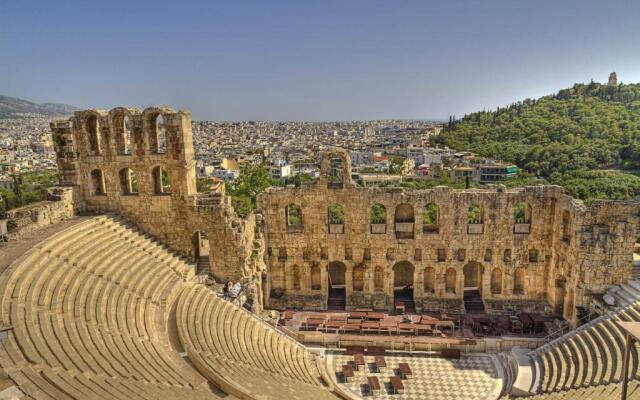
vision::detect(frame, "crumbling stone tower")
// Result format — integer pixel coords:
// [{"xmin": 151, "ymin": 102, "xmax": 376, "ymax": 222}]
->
[{"xmin": 51, "ymin": 107, "xmax": 265, "ymax": 308}]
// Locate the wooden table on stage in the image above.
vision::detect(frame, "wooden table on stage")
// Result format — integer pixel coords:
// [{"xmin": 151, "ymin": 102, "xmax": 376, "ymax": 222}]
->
[
  {"xmin": 415, "ymin": 324, "xmax": 433, "ymax": 336},
  {"xmin": 322, "ymin": 320, "xmax": 344, "ymax": 333},
  {"xmin": 374, "ymin": 355, "xmax": 386, "ymax": 372},
  {"xmin": 436, "ymin": 320, "xmax": 455, "ymax": 336},
  {"xmin": 354, "ymin": 354, "xmax": 365, "ymax": 370},
  {"xmin": 420, "ymin": 314, "xmax": 439, "ymax": 324},
  {"xmin": 379, "ymin": 321, "xmax": 397, "ymax": 335},
  {"xmin": 367, "ymin": 376, "xmax": 381, "ymax": 395},
  {"xmin": 366, "ymin": 312, "xmax": 385, "ymax": 321},
  {"xmin": 398, "ymin": 323, "xmax": 416, "ymax": 335},
  {"xmin": 361, "ymin": 321, "xmax": 380, "ymax": 333},
  {"xmin": 390, "ymin": 376, "xmax": 404, "ymax": 394},
  {"xmin": 342, "ymin": 323, "xmax": 361, "ymax": 334},
  {"xmin": 304, "ymin": 318, "xmax": 325, "ymax": 330},
  {"xmin": 342, "ymin": 364, "xmax": 354, "ymax": 382},
  {"xmin": 398, "ymin": 362, "xmax": 412, "ymax": 379}
]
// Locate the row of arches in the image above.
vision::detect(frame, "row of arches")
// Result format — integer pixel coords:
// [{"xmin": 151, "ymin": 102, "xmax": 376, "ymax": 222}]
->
[
  {"xmin": 90, "ymin": 166, "xmax": 170, "ymax": 196},
  {"xmin": 85, "ymin": 111, "xmax": 166, "ymax": 156},
  {"xmin": 284, "ymin": 202, "xmax": 533, "ymax": 234},
  {"xmin": 273, "ymin": 261, "xmax": 526, "ymax": 297}
]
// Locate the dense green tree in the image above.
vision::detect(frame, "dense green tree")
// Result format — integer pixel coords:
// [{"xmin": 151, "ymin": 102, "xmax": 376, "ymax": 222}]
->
[
  {"xmin": 433, "ymin": 81, "xmax": 640, "ymax": 202},
  {"xmin": 228, "ymin": 162, "xmax": 278, "ymax": 217}
]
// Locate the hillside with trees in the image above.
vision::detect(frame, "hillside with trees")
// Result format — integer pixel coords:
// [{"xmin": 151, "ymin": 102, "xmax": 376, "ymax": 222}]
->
[{"xmin": 432, "ymin": 79, "xmax": 640, "ymax": 203}]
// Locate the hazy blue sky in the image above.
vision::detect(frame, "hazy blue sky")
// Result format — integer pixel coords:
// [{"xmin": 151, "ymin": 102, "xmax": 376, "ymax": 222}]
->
[{"xmin": 1, "ymin": 0, "xmax": 639, "ymax": 121}]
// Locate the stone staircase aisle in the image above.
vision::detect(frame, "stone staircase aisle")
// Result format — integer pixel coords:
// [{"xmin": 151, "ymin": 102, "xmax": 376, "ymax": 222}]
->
[
  {"xmin": 196, "ymin": 256, "xmax": 209, "ymax": 275},
  {"xmin": 328, "ymin": 288, "xmax": 346, "ymax": 311},
  {"xmin": 464, "ymin": 289, "xmax": 485, "ymax": 313}
]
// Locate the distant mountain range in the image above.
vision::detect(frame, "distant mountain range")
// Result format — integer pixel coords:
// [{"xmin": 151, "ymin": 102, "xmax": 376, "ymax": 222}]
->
[{"xmin": 0, "ymin": 95, "xmax": 79, "ymax": 117}]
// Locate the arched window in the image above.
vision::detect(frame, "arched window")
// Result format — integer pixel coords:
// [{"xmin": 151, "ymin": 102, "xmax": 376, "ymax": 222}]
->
[
  {"xmin": 119, "ymin": 168, "xmax": 138, "ymax": 195},
  {"xmin": 149, "ymin": 113, "xmax": 166, "ymax": 154},
  {"xmin": 193, "ymin": 231, "xmax": 209, "ymax": 259},
  {"xmin": 445, "ymin": 268, "xmax": 457, "ymax": 294},
  {"xmin": 327, "ymin": 157, "xmax": 344, "ymax": 189},
  {"xmin": 86, "ymin": 114, "xmax": 101, "ymax": 155},
  {"xmin": 113, "ymin": 112, "xmax": 132, "ymax": 155},
  {"xmin": 514, "ymin": 203, "xmax": 531, "ymax": 233},
  {"xmin": 529, "ymin": 249, "xmax": 539, "ymax": 263},
  {"xmin": 291, "ymin": 265, "xmax": 301, "ymax": 291},
  {"xmin": 286, "ymin": 203, "xmax": 303, "ymax": 231},
  {"xmin": 491, "ymin": 268, "xmax": 502, "ymax": 294},
  {"xmin": 152, "ymin": 166, "xmax": 171, "ymax": 195},
  {"xmin": 423, "ymin": 267, "xmax": 435, "ymax": 294},
  {"xmin": 422, "ymin": 203, "xmax": 439, "ymax": 233},
  {"xmin": 374, "ymin": 265, "xmax": 384, "ymax": 291},
  {"xmin": 271, "ymin": 264, "xmax": 284, "ymax": 290},
  {"xmin": 353, "ymin": 263, "xmax": 365, "ymax": 291},
  {"xmin": 370, "ymin": 203, "xmax": 387, "ymax": 233},
  {"xmin": 395, "ymin": 203, "xmax": 415, "ymax": 239},
  {"xmin": 467, "ymin": 203, "xmax": 483, "ymax": 234},
  {"xmin": 90, "ymin": 169, "xmax": 105, "ymax": 195},
  {"xmin": 311, "ymin": 264, "xmax": 321, "ymax": 290},
  {"xmin": 562, "ymin": 210, "xmax": 571, "ymax": 243},
  {"xmin": 123, "ymin": 115, "xmax": 132, "ymax": 154},
  {"xmin": 328, "ymin": 203, "xmax": 345, "ymax": 233},
  {"xmin": 513, "ymin": 268, "xmax": 525, "ymax": 295}
]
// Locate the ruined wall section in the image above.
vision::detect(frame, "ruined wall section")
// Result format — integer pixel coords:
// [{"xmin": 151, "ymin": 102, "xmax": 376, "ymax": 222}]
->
[
  {"xmin": 545, "ymin": 196, "xmax": 639, "ymax": 323},
  {"xmin": 260, "ymin": 184, "xmax": 559, "ymax": 312},
  {"xmin": 258, "ymin": 150, "xmax": 564, "ymax": 312},
  {"xmin": 1, "ymin": 187, "xmax": 75, "ymax": 240},
  {"xmin": 51, "ymin": 107, "xmax": 258, "ymax": 289},
  {"xmin": 259, "ymin": 149, "xmax": 639, "ymax": 319}
]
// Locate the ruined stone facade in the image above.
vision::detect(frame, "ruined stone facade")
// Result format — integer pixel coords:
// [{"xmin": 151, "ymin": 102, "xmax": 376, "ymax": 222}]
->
[
  {"xmin": 1, "ymin": 187, "xmax": 74, "ymax": 240},
  {"xmin": 51, "ymin": 107, "xmax": 265, "ymax": 307},
  {"xmin": 51, "ymin": 110, "xmax": 639, "ymax": 324},
  {"xmin": 258, "ymin": 148, "xmax": 639, "ymax": 323}
]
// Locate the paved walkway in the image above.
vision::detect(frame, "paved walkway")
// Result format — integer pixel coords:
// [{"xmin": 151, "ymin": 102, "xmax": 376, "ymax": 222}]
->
[
  {"xmin": 0, "ymin": 216, "xmax": 92, "ymax": 273},
  {"xmin": 333, "ymin": 352, "xmax": 503, "ymax": 400}
]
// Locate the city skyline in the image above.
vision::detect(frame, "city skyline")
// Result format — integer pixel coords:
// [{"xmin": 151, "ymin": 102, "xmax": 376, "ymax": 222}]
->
[{"xmin": 2, "ymin": 0, "xmax": 639, "ymax": 121}]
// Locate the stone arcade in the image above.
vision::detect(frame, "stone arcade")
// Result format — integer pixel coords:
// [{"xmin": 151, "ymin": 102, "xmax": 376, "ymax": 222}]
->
[{"xmin": 49, "ymin": 108, "xmax": 639, "ymax": 326}]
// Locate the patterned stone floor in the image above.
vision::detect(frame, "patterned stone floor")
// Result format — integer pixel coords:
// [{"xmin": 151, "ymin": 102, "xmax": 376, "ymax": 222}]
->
[{"xmin": 332, "ymin": 352, "xmax": 503, "ymax": 400}]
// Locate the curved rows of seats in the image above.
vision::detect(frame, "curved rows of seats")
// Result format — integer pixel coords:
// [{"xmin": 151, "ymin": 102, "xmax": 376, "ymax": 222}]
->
[
  {"xmin": 526, "ymin": 380, "xmax": 640, "ymax": 399},
  {"xmin": 177, "ymin": 284, "xmax": 337, "ymax": 400},
  {"xmin": 526, "ymin": 291, "xmax": 640, "ymax": 396},
  {"xmin": 0, "ymin": 215, "xmax": 221, "ymax": 400}
]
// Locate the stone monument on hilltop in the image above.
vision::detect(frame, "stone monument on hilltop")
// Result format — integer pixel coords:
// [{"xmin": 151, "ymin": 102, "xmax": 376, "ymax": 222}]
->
[{"xmin": 608, "ymin": 71, "xmax": 618, "ymax": 86}]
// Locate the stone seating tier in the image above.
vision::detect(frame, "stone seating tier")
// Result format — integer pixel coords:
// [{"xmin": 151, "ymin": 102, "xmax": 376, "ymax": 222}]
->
[
  {"xmin": 0, "ymin": 215, "xmax": 221, "ymax": 400},
  {"xmin": 528, "ymin": 294, "xmax": 640, "ymax": 395},
  {"xmin": 177, "ymin": 284, "xmax": 338, "ymax": 400}
]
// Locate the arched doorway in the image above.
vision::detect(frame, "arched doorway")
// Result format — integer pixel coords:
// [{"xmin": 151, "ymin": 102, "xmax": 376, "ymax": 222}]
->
[
  {"xmin": 463, "ymin": 261, "xmax": 482, "ymax": 290},
  {"xmin": 328, "ymin": 261, "xmax": 346, "ymax": 310},
  {"xmin": 565, "ymin": 288, "xmax": 574, "ymax": 320},
  {"xmin": 555, "ymin": 276, "xmax": 567, "ymax": 315},
  {"xmin": 393, "ymin": 261, "xmax": 415, "ymax": 313},
  {"xmin": 463, "ymin": 261, "xmax": 484, "ymax": 313},
  {"xmin": 193, "ymin": 231, "xmax": 209, "ymax": 275}
]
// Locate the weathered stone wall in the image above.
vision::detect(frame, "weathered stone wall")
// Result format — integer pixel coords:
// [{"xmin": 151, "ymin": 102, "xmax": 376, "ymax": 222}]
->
[
  {"xmin": 51, "ymin": 108, "xmax": 263, "ymax": 307},
  {"xmin": 1, "ymin": 187, "xmax": 75, "ymax": 240},
  {"xmin": 258, "ymin": 148, "xmax": 640, "ymax": 323},
  {"xmin": 52, "ymin": 110, "xmax": 640, "ymax": 324}
]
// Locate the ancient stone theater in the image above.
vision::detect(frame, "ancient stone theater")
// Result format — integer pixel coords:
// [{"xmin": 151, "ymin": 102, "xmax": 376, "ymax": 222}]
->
[{"xmin": 1, "ymin": 106, "xmax": 640, "ymax": 399}]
